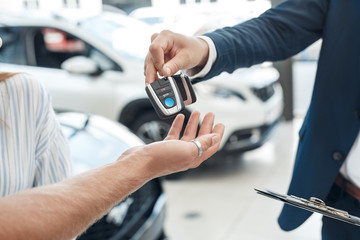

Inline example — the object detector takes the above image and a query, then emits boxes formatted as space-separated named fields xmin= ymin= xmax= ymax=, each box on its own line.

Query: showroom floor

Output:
xmin=163 ymin=118 xmax=323 ymax=240
xmin=162 ymin=62 xmax=323 ymax=240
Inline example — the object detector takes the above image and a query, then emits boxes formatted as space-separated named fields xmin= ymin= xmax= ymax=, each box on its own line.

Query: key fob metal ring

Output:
xmin=172 ymin=73 xmax=197 ymax=105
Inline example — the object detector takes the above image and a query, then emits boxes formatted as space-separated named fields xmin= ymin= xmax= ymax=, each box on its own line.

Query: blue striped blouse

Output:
xmin=0 ymin=74 xmax=72 ymax=197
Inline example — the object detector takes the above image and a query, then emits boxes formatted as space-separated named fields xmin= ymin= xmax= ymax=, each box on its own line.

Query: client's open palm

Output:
xmin=143 ymin=111 xmax=225 ymax=178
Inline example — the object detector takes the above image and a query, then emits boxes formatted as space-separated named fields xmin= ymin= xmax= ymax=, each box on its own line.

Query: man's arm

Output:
xmin=144 ymin=0 xmax=329 ymax=84
xmin=0 ymin=112 xmax=224 ymax=240
xmin=204 ymin=0 xmax=329 ymax=79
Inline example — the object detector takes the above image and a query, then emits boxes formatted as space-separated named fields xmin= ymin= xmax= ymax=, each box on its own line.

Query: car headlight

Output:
xmin=195 ymin=84 xmax=246 ymax=100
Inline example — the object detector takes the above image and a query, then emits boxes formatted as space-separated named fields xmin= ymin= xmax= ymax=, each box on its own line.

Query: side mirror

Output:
xmin=61 ymin=56 xmax=102 ymax=76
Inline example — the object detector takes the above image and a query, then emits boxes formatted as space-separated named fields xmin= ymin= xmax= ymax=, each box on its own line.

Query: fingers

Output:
xmin=144 ymin=30 xmax=211 ymax=86
xmin=191 ymin=123 xmax=225 ymax=166
xmin=148 ymin=32 xmax=170 ymax=75
xmin=144 ymin=54 xmax=159 ymax=85
xmin=144 ymin=33 xmax=166 ymax=85
xmin=145 ymin=30 xmax=188 ymax=84
xmin=198 ymin=124 xmax=224 ymax=154
xmin=182 ymin=112 xmax=224 ymax=164
xmin=212 ymin=123 xmax=225 ymax=138
xmin=179 ymin=111 xmax=218 ymax=142
xmin=162 ymin=36 xmax=210 ymax=76
xmin=151 ymin=32 xmax=159 ymax=42
xmin=197 ymin=112 xmax=215 ymax=136
xmin=207 ymin=123 xmax=225 ymax=151
xmin=139 ymin=118 xmax=224 ymax=178
xmin=162 ymin=52 xmax=187 ymax=77
xmin=194 ymin=134 xmax=218 ymax=155
xmin=162 ymin=111 xmax=224 ymax=169
xmin=181 ymin=111 xmax=201 ymax=141
xmin=165 ymin=114 xmax=185 ymax=140
xmin=190 ymin=133 xmax=221 ymax=163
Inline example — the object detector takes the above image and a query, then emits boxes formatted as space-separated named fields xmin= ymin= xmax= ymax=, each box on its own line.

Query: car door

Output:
xmin=30 ymin=27 xmax=128 ymax=118
xmin=0 ymin=25 xmax=124 ymax=119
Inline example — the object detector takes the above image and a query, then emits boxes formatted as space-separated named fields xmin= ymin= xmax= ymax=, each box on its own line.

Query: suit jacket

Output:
xmin=200 ymin=0 xmax=360 ymax=231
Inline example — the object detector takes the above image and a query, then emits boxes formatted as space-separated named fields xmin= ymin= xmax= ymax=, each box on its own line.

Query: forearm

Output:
xmin=0 ymin=154 xmax=149 ymax=240
xmin=203 ymin=0 xmax=328 ymax=80
xmin=0 ymin=111 xmax=224 ymax=239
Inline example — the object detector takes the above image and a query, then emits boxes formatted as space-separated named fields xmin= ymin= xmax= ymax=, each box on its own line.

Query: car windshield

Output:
xmin=79 ymin=13 xmax=152 ymax=62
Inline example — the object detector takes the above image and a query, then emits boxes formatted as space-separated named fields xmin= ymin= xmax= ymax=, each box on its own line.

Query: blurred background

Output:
xmin=0 ymin=0 xmax=322 ymax=239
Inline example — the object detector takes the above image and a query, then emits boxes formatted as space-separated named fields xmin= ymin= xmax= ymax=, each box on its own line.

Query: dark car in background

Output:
xmin=58 ymin=112 xmax=166 ymax=240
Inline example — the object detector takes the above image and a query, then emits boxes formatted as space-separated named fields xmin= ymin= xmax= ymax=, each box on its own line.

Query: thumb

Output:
xmin=163 ymin=52 xmax=189 ymax=77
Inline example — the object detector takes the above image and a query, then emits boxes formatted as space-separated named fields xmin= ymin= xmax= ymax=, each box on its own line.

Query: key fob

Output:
xmin=146 ymin=76 xmax=185 ymax=119
xmin=172 ymin=73 xmax=197 ymax=105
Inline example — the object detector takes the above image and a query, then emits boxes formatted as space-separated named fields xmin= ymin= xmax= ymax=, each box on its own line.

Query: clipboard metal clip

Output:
xmin=289 ymin=195 xmax=351 ymax=219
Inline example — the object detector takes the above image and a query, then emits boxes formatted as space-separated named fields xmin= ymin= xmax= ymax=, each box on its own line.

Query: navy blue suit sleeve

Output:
xmin=200 ymin=0 xmax=329 ymax=81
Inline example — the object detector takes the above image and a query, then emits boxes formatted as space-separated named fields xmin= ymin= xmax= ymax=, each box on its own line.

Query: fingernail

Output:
xmin=211 ymin=134 xmax=220 ymax=146
xmin=163 ymin=65 xmax=170 ymax=77
xmin=162 ymin=65 xmax=167 ymax=76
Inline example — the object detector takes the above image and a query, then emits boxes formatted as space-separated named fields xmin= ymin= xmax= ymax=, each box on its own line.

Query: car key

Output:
xmin=172 ymin=73 xmax=197 ymax=106
xmin=146 ymin=76 xmax=185 ymax=119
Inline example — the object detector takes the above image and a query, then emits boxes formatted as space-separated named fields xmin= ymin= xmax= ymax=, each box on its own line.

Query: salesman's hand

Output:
xmin=144 ymin=30 xmax=210 ymax=85
xmin=122 ymin=111 xmax=224 ymax=179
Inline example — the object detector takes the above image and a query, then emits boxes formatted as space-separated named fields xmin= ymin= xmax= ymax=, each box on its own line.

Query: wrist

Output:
xmin=186 ymin=36 xmax=215 ymax=79
xmin=196 ymin=37 xmax=210 ymax=67
xmin=115 ymin=147 xmax=155 ymax=184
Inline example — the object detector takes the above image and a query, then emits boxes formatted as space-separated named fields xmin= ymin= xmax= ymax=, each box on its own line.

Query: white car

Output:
xmin=0 ymin=11 xmax=283 ymax=153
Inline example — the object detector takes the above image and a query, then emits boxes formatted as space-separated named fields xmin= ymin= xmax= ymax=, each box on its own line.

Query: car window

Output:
xmin=0 ymin=27 xmax=27 ymax=65
xmin=89 ymin=48 xmax=120 ymax=72
xmin=33 ymin=27 xmax=122 ymax=72
xmin=33 ymin=28 xmax=87 ymax=68
xmin=79 ymin=13 xmax=151 ymax=63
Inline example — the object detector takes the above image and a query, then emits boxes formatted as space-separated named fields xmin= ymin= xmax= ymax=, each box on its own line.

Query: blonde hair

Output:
xmin=0 ymin=72 xmax=18 ymax=81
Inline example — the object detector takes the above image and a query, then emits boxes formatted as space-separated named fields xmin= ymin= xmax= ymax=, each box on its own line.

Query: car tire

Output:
xmin=130 ymin=111 xmax=174 ymax=144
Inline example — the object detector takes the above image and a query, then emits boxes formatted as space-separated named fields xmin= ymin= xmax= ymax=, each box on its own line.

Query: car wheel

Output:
xmin=130 ymin=111 xmax=174 ymax=144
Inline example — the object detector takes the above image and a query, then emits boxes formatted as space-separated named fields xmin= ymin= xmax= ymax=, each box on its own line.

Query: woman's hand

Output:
xmin=122 ymin=111 xmax=224 ymax=180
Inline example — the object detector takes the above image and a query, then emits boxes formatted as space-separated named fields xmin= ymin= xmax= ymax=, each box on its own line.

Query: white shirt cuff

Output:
xmin=185 ymin=36 xmax=217 ymax=80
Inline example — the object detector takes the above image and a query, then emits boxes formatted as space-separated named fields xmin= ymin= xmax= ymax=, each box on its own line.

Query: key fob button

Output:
xmin=160 ymin=92 xmax=174 ymax=100
xmin=164 ymin=98 xmax=175 ymax=108
xmin=155 ymin=86 xmax=172 ymax=94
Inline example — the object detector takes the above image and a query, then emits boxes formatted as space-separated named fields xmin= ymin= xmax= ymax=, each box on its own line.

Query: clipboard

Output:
xmin=255 ymin=188 xmax=360 ymax=226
